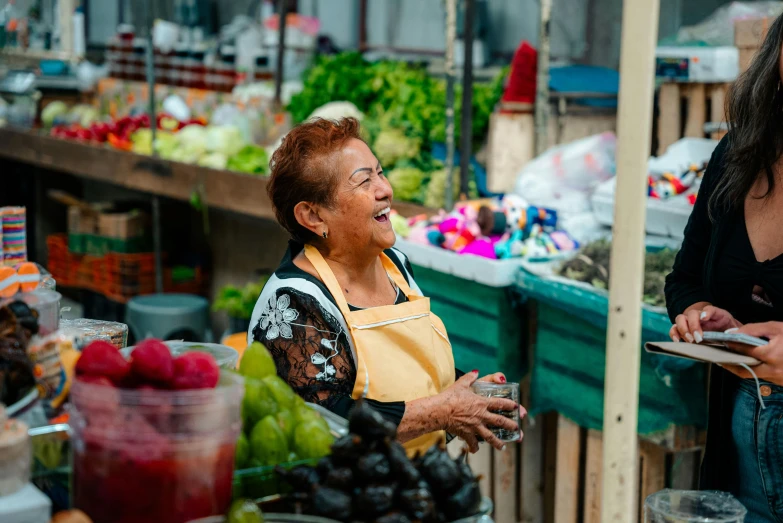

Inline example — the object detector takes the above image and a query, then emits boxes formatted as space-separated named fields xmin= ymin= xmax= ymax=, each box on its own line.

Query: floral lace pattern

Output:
xmin=260 ymin=294 xmax=300 ymax=341
xmin=252 ymin=288 xmax=356 ymax=409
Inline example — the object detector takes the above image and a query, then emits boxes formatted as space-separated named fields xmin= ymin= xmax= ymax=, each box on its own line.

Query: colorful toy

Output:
xmin=648 ymin=163 xmax=704 ymax=201
xmin=399 ymin=195 xmax=579 ymax=261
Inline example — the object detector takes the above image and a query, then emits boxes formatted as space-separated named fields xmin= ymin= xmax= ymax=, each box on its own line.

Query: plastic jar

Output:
xmin=0 ymin=408 xmax=31 ymax=496
xmin=69 ymin=371 xmax=244 ymax=523
xmin=644 ymin=490 xmax=747 ymax=522
xmin=1 ymin=289 xmax=62 ymax=335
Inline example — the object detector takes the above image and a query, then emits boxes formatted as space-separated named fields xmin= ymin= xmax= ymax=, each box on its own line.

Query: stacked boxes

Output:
xmin=735 ymin=17 xmax=772 ymax=73
xmin=1 ymin=207 xmax=27 ymax=266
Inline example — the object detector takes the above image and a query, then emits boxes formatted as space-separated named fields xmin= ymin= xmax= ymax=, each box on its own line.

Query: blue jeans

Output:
xmin=722 ymin=378 xmax=783 ymax=522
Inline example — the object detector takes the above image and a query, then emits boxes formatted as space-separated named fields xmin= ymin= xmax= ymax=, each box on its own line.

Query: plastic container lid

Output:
xmin=645 ymin=490 xmax=747 ymax=522
xmin=127 ymin=293 xmax=209 ymax=315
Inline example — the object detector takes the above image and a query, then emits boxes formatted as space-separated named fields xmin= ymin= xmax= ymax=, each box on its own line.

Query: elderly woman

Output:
xmin=248 ymin=117 xmax=523 ymax=455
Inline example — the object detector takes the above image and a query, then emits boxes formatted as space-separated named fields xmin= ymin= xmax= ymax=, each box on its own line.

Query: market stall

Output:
xmin=2 ymin=0 xmax=773 ymax=520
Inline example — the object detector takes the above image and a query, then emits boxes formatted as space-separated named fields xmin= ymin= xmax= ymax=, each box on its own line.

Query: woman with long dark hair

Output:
xmin=666 ymin=14 xmax=783 ymax=521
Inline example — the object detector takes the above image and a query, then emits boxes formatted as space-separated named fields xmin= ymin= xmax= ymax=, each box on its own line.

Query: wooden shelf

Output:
xmin=0 ymin=127 xmax=433 ymax=219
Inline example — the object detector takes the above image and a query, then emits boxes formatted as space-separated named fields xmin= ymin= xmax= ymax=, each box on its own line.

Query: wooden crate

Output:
xmin=448 ymin=414 xmax=702 ymax=523
xmin=657 ymin=82 xmax=729 ymax=155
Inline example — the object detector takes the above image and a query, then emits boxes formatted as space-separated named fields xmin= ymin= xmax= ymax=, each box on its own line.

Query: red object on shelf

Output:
xmin=502 ymin=40 xmax=537 ymax=105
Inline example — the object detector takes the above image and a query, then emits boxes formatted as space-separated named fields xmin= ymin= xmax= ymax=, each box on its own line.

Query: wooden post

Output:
xmin=534 ymin=0 xmax=553 ymax=156
xmin=554 ymin=415 xmax=581 ymax=523
xmin=657 ymin=83 xmax=680 ymax=155
xmin=274 ymin=0 xmax=289 ymax=109
xmin=444 ymin=0 xmax=457 ymax=210
xmin=459 ymin=0 xmax=475 ymax=197
xmin=493 ymin=445 xmax=518 ymax=523
xmin=584 ymin=430 xmax=604 ymax=523
xmin=601 ymin=0 xmax=660 ymax=521
xmin=684 ymin=84 xmax=706 ymax=138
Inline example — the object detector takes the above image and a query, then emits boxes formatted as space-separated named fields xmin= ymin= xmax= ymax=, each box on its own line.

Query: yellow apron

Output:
xmin=304 ymin=245 xmax=456 ymax=456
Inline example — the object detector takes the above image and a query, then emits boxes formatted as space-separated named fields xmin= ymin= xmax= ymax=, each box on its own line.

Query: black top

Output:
xmin=249 ymin=241 xmax=464 ymax=427
xmin=664 ymin=134 xmax=783 ymax=490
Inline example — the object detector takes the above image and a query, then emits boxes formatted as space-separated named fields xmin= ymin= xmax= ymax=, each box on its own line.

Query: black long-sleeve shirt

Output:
xmin=664 ymin=134 xmax=783 ymax=491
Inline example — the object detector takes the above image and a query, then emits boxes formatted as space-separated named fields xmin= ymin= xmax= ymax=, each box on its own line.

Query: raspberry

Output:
xmin=171 ymin=352 xmax=220 ymax=390
xmin=130 ymin=339 xmax=174 ymax=386
xmin=75 ymin=340 xmax=131 ymax=384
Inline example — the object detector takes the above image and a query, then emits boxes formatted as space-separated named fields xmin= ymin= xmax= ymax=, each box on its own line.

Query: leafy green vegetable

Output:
xmin=287 ymin=53 xmax=507 ymax=205
xmin=424 ymin=168 xmax=478 ymax=210
xmin=387 ymin=167 xmax=429 ymax=204
xmin=372 ymin=128 xmax=421 ymax=168
xmin=227 ymin=145 xmax=269 ymax=175
xmin=558 ymin=239 xmax=679 ymax=307
xmin=213 ymin=276 xmax=270 ymax=320
xmin=198 ymin=152 xmax=229 ymax=170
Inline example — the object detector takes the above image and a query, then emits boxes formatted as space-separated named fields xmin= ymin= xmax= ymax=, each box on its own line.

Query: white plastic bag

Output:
xmin=513 ymin=132 xmax=616 ymax=214
xmin=670 ymin=1 xmax=783 ymax=47
xmin=648 ymin=137 xmax=719 ymax=176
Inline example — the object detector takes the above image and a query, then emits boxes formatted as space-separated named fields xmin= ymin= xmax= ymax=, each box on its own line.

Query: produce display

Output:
xmin=45 ymin=106 xmax=268 ymax=176
xmin=69 ymin=338 xmax=241 ymax=523
xmin=213 ymin=276 xmax=271 ymax=322
xmin=236 ymin=342 xmax=335 ymax=469
xmin=268 ymin=401 xmax=484 ymax=523
xmin=558 ymin=239 xmax=678 ymax=307
xmin=289 ymin=53 xmax=506 ymax=207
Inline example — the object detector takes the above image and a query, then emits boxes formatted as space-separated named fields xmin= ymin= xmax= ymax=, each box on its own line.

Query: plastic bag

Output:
xmin=664 ymin=1 xmax=783 ymax=47
xmin=649 ymin=137 xmax=719 ymax=176
xmin=513 ymin=132 xmax=616 ymax=214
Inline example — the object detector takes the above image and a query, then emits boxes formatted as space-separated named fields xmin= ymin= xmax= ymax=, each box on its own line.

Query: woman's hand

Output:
xmin=439 ymin=371 xmax=523 ymax=453
xmin=478 ymin=372 xmax=507 ymax=384
xmin=722 ymin=322 xmax=783 ymax=386
xmin=670 ymin=303 xmax=741 ymax=343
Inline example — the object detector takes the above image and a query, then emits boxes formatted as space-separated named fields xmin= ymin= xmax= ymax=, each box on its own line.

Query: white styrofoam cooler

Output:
xmin=655 ymin=46 xmax=739 ymax=83
xmin=394 ymin=237 xmax=522 ymax=288
xmin=591 ymin=182 xmax=695 ymax=240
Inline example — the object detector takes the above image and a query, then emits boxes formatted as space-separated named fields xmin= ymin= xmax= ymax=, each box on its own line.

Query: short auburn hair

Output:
xmin=268 ymin=117 xmax=364 ymax=242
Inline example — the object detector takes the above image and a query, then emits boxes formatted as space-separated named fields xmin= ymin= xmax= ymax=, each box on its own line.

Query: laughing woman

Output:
xmin=248 ymin=117 xmax=524 ymax=455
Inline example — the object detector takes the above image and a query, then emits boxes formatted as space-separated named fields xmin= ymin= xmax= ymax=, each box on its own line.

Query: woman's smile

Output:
xmin=373 ymin=206 xmax=391 ymax=224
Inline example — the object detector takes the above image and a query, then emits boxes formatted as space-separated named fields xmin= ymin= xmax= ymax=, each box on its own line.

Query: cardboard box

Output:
xmin=735 ymin=17 xmax=772 ymax=48
xmin=98 ymin=211 xmax=147 ymax=239
xmin=67 ymin=206 xmax=98 ymax=234
xmin=739 ymin=47 xmax=759 ymax=73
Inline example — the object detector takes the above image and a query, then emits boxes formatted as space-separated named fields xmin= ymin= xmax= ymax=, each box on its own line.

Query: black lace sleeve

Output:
xmin=250 ymin=287 xmax=406 ymax=425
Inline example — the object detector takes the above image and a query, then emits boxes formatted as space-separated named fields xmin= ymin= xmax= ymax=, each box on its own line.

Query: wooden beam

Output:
xmin=684 ymin=83 xmax=706 ymax=138
xmin=534 ymin=0 xmax=553 ymax=157
xmin=584 ymin=430 xmax=603 ymax=523
xmin=554 ymin=415 xmax=581 ymax=523
xmin=0 ymin=129 xmax=434 ymax=220
xmin=602 ymin=0 xmax=660 ymax=522
xmin=520 ymin=303 xmax=544 ymax=523
xmin=657 ymin=83 xmax=680 ymax=156
xmin=493 ymin=445 xmax=518 ymax=523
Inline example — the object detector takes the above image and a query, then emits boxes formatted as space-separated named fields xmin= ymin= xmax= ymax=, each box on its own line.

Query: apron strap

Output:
xmin=380 ymin=254 xmax=415 ymax=297
xmin=304 ymin=245 xmax=353 ymax=317
xmin=303 ymin=245 xmax=418 ymax=317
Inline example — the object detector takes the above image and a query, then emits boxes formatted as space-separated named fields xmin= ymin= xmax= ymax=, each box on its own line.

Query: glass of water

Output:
xmin=470 ymin=381 xmax=521 ymax=443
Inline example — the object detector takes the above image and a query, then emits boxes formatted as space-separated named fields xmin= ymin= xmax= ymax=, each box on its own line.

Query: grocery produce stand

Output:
xmin=0 ymin=127 xmax=432 ymax=220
